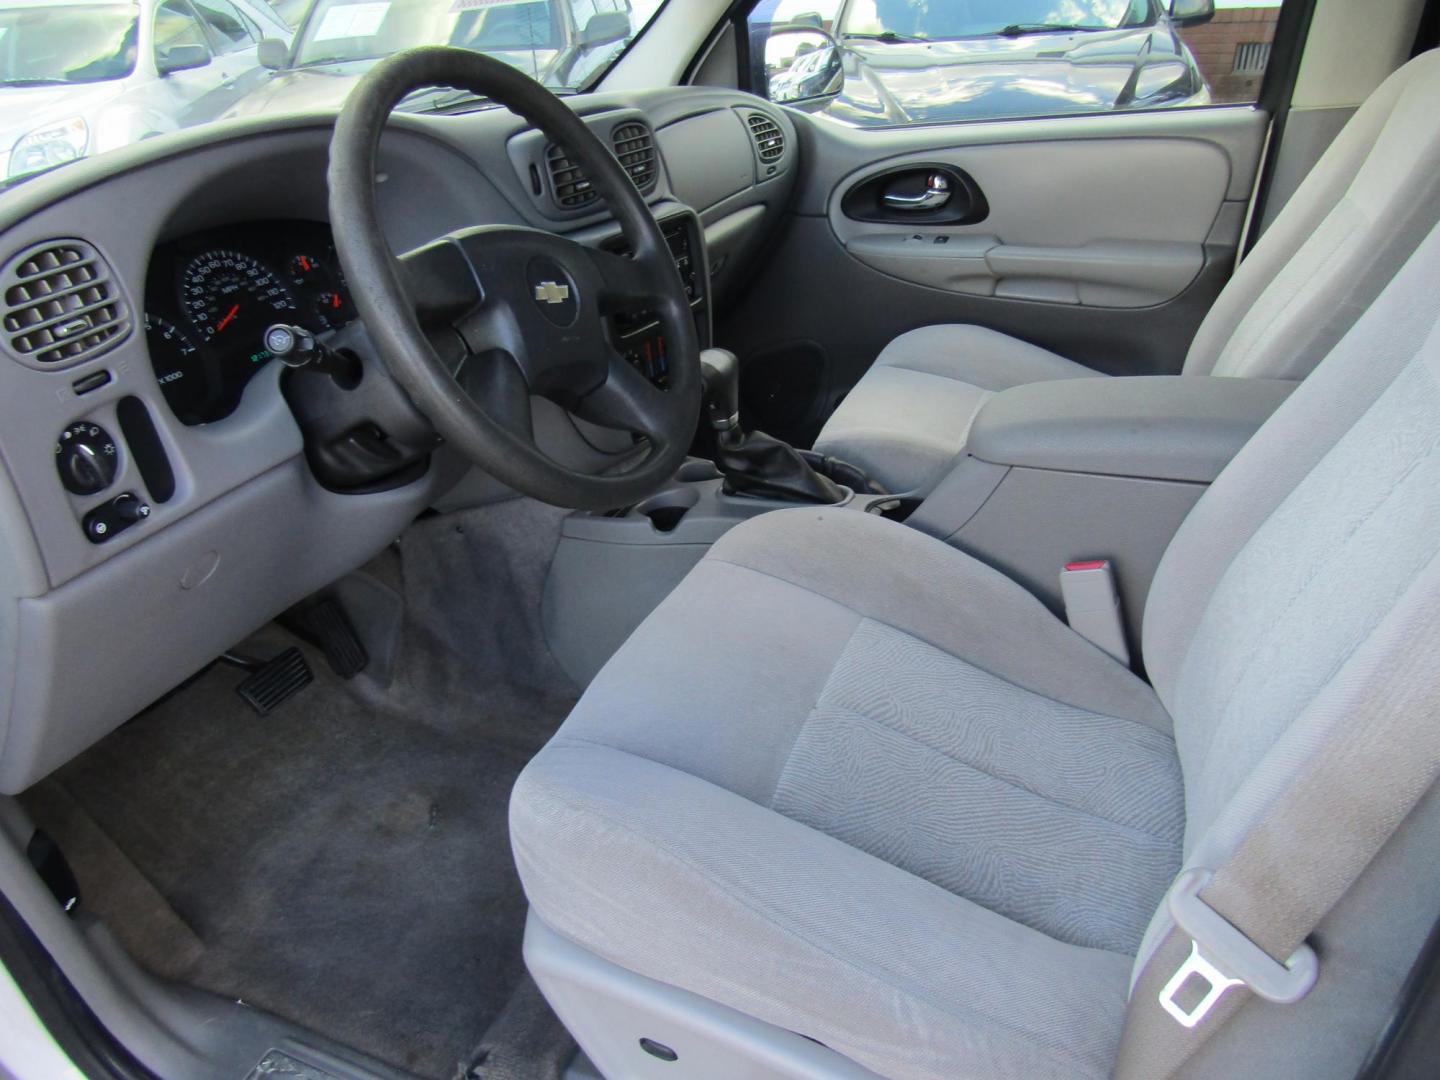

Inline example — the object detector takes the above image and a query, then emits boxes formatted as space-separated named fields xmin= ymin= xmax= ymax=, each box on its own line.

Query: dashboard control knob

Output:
xmin=56 ymin=422 xmax=119 ymax=496
xmin=82 ymin=491 xmax=150 ymax=544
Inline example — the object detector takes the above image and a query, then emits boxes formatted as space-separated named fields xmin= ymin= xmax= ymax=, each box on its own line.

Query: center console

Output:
xmin=605 ymin=214 xmax=709 ymax=386
xmin=907 ymin=375 xmax=1299 ymax=659
xmin=543 ymin=370 xmax=1300 ymax=686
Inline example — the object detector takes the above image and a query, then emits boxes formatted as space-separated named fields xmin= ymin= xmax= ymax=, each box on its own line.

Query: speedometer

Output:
xmin=182 ymin=250 xmax=298 ymax=344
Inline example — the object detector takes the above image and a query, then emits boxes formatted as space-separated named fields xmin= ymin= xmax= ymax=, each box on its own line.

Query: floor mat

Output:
xmin=23 ymin=498 xmax=581 ymax=1080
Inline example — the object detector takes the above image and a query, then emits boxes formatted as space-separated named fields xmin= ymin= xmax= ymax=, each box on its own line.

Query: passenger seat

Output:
xmin=813 ymin=49 xmax=1440 ymax=494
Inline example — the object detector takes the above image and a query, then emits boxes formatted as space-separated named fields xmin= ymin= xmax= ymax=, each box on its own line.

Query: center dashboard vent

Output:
xmin=546 ymin=142 xmax=598 ymax=209
xmin=745 ymin=112 xmax=786 ymax=164
xmin=612 ymin=122 xmax=658 ymax=192
xmin=2 ymin=240 xmax=130 ymax=367
xmin=544 ymin=121 xmax=660 ymax=211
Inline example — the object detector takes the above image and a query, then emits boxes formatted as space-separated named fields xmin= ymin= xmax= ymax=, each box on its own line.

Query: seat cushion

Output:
xmin=511 ymin=509 xmax=1183 ymax=1080
xmin=813 ymin=325 xmax=1103 ymax=494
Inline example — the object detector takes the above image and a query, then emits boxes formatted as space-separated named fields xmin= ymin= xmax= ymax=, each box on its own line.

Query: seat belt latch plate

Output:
xmin=1158 ymin=941 xmax=1243 ymax=1028
xmin=1159 ymin=867 xmax=1320 ymax=1028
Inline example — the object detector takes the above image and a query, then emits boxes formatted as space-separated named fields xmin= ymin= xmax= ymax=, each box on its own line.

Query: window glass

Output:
xmin=748 ymin=0 xmax=1286 ymax=128
xmin=0 ymin=4 xmax=139 ymax=85
xmin=0 ymin=0 xmax=669 ymax=188
xmin=193 ymin=0 xmax=255 ymax=53
xmin=154 ymin=0 xmax=210 ymax=56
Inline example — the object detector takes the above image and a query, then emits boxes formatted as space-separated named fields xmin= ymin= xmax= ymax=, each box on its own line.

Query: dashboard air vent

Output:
xmin=745 ymin=113 xmax=786 ymax=164
xmin=546 ymin=142 xmax=599 ymax=209
xmin=3 ymin=240 xmax=130 ymax=367
xmin=612 ymin=122 xmax=658 ymax=192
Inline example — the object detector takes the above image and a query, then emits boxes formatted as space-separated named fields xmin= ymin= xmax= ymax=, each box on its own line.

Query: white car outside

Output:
xmin=0 ymin=0 xmax=293 ymax=182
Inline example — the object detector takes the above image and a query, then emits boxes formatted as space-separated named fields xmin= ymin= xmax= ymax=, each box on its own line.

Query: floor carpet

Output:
xmin=22 ymin=497 xmax=581 ymax=1080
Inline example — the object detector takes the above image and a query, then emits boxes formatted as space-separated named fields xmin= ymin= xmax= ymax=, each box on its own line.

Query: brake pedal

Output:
xmin=235 ymin=647 xmax=312 ymax=716
xmin=280 ymin=598 xmax=369 ymax=679
xmin=304 ymin=598 xmax=369 ymax=679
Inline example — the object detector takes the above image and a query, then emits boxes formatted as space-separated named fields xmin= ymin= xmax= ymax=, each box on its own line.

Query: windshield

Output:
xmin=292 ymin=0 xmax=657 ymax=84
xmin=0 ymin=3 xmax=139 ymax=85
xmin=838 ymin=0 xmax=1152 ymax=40
xmin=0 ymin=0 xmax=663 ymax=187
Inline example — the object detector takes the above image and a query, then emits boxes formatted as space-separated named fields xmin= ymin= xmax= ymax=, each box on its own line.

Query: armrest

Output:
xmin=967 ymin=376 xmax=1298 ymax=483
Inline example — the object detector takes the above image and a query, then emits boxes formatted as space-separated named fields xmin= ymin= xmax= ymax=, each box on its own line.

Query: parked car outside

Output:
xmin=0 ymin=0 xmax=294 ymax=181
xmin=758 ymin=0 xmax=1215 ymax=127
xmin=221 ymin=0 xmax=644 ymax=121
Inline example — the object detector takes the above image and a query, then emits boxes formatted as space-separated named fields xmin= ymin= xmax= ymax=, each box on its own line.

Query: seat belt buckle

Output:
xmin=1158 ymin=867 xmax=1320 ymax=1028
xmin=1059 ymin=559 xmax=1129 ymax=665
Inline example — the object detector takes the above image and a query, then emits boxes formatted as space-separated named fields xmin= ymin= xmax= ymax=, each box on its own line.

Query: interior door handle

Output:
xmin=882 ymin=173 xmax=951 ymax=212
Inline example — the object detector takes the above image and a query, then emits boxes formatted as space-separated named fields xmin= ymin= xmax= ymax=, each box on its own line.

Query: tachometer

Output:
xmin=182 ymin=250 xmax=298 ymax=343
xmin=144 ymin=312 xmax=216 ymax=426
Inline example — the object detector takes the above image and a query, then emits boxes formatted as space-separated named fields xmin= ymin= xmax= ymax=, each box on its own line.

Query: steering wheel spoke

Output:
xmin=397 ymin=236 xmax=485 ymax=328
xmin=573 ymin=348 xmax=669 ymax=440
xmin=586 ymin=245 xmax=667 ymax=313
xmin=456 ymin=349 xmax=534 ymax=444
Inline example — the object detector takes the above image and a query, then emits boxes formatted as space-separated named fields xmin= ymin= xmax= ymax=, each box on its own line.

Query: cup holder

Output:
xmin=636 ymin=487 xmax=700 ymax=533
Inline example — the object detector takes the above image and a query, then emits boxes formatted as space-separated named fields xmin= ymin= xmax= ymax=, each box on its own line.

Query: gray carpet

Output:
xmin=22 ymin=497 xmax=581 ymax=1080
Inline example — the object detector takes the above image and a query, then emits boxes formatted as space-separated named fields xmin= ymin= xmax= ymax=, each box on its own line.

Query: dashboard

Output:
xmin=145 ymin=222 xmax=357 ymax=426
xmin=0 ymin=84 xmax=800 ymax=795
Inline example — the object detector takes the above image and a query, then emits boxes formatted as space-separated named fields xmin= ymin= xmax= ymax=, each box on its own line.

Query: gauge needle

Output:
xmin=215 ymin=304 xmax=240 ymax=333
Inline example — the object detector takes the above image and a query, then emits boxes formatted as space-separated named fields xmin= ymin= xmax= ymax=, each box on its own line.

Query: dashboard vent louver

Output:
xmin=3 ymin=240 xmax=130 ymax=367
xmin=612 ymin=122 xmax=658 ymax=192
xmin=546 ymin=142 xmax=599 ymax=209
xmin=745 ymin=113 xmax=786 ymax=164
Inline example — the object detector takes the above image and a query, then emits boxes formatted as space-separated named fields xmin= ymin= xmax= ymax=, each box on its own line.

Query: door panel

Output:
xmin=716 ymin=105 xmax=1268 ymax=444
xmin=831 ymin=136 xmax=1233 ymax=307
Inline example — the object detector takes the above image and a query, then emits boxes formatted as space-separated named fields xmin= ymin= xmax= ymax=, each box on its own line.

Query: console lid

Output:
xmin=966 ymin=375 xmax=1298 ymax=483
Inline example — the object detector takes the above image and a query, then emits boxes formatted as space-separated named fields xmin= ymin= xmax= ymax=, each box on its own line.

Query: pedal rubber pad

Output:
xmin=305 ymin=598 xmax=368 ymax=679
xmin=236 ymin=647 xmax=312 ymax=716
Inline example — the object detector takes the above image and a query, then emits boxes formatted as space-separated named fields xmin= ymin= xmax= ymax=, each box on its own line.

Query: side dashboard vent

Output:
xmin=546 ymin=143 xmax=599 ymax=209
xmin=612 ymin=122 xmax=658 ymax=192
xmin=3 ymin=240 xmax=130 ymax=367
xmin=745 ymin=112 xmax=786 ymax=164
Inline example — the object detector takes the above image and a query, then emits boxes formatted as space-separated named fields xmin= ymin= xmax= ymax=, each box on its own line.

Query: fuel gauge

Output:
xmin=313 ymin=289 xmax=353 ymax=331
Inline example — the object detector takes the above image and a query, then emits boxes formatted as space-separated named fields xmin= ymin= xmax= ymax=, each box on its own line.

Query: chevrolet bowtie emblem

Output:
xmin=534 ymin=281 xmax=571 ymax=304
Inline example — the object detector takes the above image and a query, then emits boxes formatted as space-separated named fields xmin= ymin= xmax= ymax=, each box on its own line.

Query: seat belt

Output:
xmin=1113 ymin=589 xmax=1440 ymax=1080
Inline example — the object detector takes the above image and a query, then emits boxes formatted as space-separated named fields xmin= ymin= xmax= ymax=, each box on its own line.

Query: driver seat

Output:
xmin=509 ymin=223 xmax=1440 ymax=1078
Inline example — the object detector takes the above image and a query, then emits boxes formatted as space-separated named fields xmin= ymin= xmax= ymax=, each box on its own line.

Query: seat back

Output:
xmin=1183 ymin=49 xmax=1440 ymax=381
xmin=1135 ymin=219 xmax=1440 ymax=1073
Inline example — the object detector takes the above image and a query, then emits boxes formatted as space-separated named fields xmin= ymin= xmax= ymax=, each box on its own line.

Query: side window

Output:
xmin=745 ymin=0 xmax=1286 ymax=128
xmin=192 ymin=0 xmax=256 ymax=54
xmin=153 ymin=0 xmax=211 ymax=59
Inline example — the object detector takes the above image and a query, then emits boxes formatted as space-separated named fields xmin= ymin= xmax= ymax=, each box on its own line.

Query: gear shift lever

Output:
xmin=700 ymin=347 xmax=741 ymax=432
xmin=699 ymin=348 xmax=845 ymax=505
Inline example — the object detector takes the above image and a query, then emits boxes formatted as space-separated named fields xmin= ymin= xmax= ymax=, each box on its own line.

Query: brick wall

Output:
xmin=1178 ymin=7 xmax=1282 ymax=103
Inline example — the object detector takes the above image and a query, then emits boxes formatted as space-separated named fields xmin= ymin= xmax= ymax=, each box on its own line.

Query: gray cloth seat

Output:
xmin=512 ymin=216 xmax=1440 ymax=1079
xmin=814 ymin=49 xmax=1440 ymax=493
xmin=513 ymin=510 xmax=1181 ymax=1078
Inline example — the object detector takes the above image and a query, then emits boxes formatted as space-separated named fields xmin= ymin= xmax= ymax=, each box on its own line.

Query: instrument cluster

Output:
xmin=144 ymin=221 xmax=357 ymax=425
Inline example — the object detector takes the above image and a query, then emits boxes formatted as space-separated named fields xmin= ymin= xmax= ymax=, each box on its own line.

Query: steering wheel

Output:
xmin=328 ymin=47 xmax=701 ymax=510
